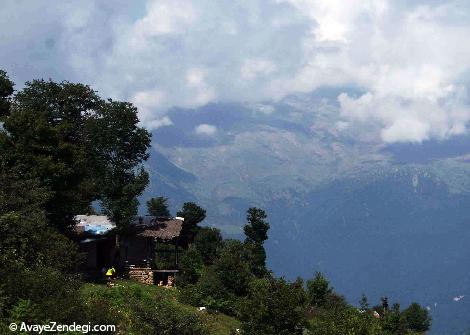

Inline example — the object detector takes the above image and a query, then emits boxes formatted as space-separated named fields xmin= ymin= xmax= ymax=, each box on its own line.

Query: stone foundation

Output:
xmin=128 ymin=267 xmax=154 ymax=285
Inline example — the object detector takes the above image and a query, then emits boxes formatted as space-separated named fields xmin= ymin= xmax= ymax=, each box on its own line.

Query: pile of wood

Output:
xmin=128 ymin=267 xmax=154 ymax=285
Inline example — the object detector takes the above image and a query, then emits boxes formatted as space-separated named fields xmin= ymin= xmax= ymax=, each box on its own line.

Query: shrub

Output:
xmin=241 ymin=277 xmax=307 ymax=335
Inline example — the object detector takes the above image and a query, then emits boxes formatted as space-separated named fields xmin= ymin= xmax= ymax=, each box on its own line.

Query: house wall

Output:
xmin=81 ymin=242 xmax=97 ymax=269
xmin=121 ymin=236 xmax=151 ymax=266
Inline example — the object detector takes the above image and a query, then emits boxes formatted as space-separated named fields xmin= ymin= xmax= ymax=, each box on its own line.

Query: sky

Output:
xmin=1 ymin=0 xmax=470 ymax=143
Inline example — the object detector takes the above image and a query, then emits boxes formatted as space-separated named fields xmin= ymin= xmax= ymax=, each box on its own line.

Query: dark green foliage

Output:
xmin=244 ymin=241 xmax=268 ymax=277
xmin=146 ymin=196 xmax=171 ymax=217
xmin=382 ymin=303 xmax=408 ymax=335
xmin=1 ymin=76 xmax=150 ymax=231
xmin=188 ymin=269 xmax=239 ymax=314
xmin=177 ymin=202 xmax=206 ymax=245
xmin=212 ymin=240 xmax=253 ymax=297
xmin=179 ymin=240 xmax=254 ymax=315
xmin=178 ymin=246 xmax=204 ymax=285
xmin=194 ymin=227 xmax=223 ymax=264
xmin=0 ymin=69 xmax=14 ymax=117
xmin=83 ymin=282 xmax=208 ymax=335
xmin=0 ymin=169 xmax=86 ymax=328
xmin=2 ymin=79 xmax=102 ymax=230
xmin=306 ymin=272 xmax=333 ymax=308
xmin=243 ymin=207 xmax=270 ymax=277
xmin=244 ymin=207 xmax=269 ymax=244
xmin=402 ymin=302 xmax=431 ymax=332
xmin=86 ymin=99 xmax=150 ymax=229
xmin=240 ymin=277 xmax=306 ymax=335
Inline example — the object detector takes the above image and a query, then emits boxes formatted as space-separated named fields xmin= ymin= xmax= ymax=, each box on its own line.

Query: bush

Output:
xmin=179 ymin=268 xmax=240 ymax=315
xmin=241 ymin=277 xmax=307 ymax=335
xmin=178 ymin=246 xmax=204 ymax=285
xmin=133 ymin=298 xmax=209 ymax=335
xmin=194 ymin=227 xmax=222 ymax=265
xmin=306 ymin=272 xmax=333 ymax=308
xmin=402 ymin=302 xmax=431 ymax=332
xmin=212 ymin=240 xmax=253 ymax=297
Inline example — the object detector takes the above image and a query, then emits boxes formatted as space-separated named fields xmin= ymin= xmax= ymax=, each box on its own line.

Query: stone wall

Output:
xmin=128 ymin=267 xmax=154 ymax=285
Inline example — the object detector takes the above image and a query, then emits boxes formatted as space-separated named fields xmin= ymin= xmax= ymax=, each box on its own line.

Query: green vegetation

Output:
xmin=81 ymin=280 xmax=240 ymax=335
xmin=146 ymin=196 xmax=171 ymax=217
xmin=0 ymin=69 xmax=432 ymax=334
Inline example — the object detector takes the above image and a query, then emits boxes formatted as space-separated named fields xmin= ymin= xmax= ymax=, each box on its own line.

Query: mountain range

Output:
xmin=141 ymin=91 xmax=470 ymax=334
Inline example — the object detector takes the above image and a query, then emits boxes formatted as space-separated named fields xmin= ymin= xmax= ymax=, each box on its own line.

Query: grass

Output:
xmin=81 ymin=280 xmax=240 ymax=335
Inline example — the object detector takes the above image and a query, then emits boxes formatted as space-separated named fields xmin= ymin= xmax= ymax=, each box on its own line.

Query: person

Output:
xmin=105 ymin=266 xmax=116 ymax=286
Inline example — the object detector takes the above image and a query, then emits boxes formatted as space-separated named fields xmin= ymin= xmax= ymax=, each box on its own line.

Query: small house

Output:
xmin=75 ymin=215 xmax=183 ymax=285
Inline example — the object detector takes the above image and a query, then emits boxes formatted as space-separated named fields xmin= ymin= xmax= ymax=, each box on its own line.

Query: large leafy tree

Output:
xmin=85 ymin=99 xmax=150 ymax=229
xmin=0 ymin=74 xmax=151 ymax=231
xmin=1 ymin=79 xmax=102 ymax=231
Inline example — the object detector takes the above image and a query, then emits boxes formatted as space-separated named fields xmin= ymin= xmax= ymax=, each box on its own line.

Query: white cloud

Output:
xmin=186 ymin=68 xmax=216 ymax=106
xmin=1 ymin=0 xmax=470 ymax=142
xmin=131 ymin=88 xmax=166 ymax=126
xmin=147 ymin=116 xmax=173 ymax=131
xmin=195 ymin=124 xmax=217 ymax=136
xmin=133 ymin=0 xmax=197 ymax=37
xmin=241 ymin=58 xmax=277 ymax=80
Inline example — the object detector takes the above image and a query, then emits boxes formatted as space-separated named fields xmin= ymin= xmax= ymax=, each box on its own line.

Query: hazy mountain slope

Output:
xmin=142 ymin=94 xmax=470 ymax=333
xmin=265 ymin=169 xmax=470 ymax=334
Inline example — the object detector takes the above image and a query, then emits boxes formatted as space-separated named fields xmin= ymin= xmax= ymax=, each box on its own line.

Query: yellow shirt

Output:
xmin=106 ymin=267 xmax=115 ymax=276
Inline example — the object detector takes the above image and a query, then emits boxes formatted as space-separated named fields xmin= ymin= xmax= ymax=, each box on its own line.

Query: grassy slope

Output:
xmin=81 ymin=280 xmax=240 ymax=335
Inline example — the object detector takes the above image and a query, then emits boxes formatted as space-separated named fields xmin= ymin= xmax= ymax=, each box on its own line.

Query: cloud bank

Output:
xmin=1 ymin=0 xmax=469 ymax=141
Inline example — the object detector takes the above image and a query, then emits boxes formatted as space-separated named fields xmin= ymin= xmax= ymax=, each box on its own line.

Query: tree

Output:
xmin=86 ymin=99 xmax=151 ymax=229
xmin=178 ymin=246 xmax=203 ymax=285
xmin=0 ymin=168 xmax=83 ymax=327
xmin=194 ymin=227 xmax=223 ymax=264
xmin=0 ymin=69 xmax=14 ymax=117
xmin=382 ymin=303 xmax=408 ymax=335
xmin=146 ymin=196 xmax=171 ymax=217
xmin=359 ymin=293 xmax=369 ymax=311
xmin=1 ymin=79 xmax=102 ymax=231
xmin=306 ymin=272 xmax=333 ymax=308
xmin=241 ymin=277 xmax=307 ymax=335
xmin=402 ymin=302 xmax=431 ymax=332
xmin=177 ymin=202 xmax=206 ymax=246
xmin=381 ymin=296 xmax=389 ymax=313
xmin=243 ymin=207 xmax=270 ymax=277
xmin=0 ymin=76 xmax=151 ymax=231
xmin=212 ymin=240 xmax=253 ymax=297
xmin=244 ymin=207 xmax=270 ymax=244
